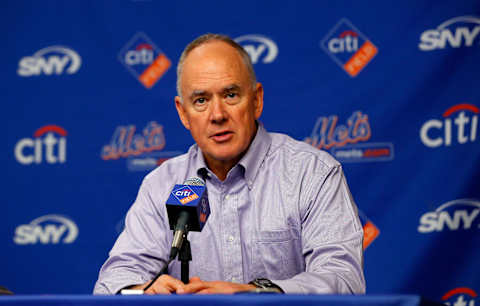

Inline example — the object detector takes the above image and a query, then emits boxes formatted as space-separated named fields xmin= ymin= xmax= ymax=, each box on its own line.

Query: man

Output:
xmin=94 ymin=33 xmax=365 ymax=294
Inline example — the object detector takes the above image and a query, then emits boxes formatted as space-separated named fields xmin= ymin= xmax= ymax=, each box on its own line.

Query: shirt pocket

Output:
xmin=251 ymin=228 xmax=303 ymax=280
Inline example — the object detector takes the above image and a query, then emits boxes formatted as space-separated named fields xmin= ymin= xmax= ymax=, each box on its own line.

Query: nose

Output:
xmin=209 ymin=96 xmax=227 ymax=124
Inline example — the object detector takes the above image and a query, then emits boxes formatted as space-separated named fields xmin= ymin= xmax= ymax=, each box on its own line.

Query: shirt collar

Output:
xmin=193 ymin=122 xmax=272 ymax=187
xmin=238 ymin=123 xmax=271 ymax=188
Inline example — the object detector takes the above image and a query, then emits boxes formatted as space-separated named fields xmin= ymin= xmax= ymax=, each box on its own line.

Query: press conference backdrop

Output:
xmin=2 ymin=1 xmax=479 ymax=304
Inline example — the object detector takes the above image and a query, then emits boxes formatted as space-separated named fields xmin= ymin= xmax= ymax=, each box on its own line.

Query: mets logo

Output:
xmin=173 ymin=186 xmax=199 ymax=204
xmin=321 ymin=18 xmax=378 ymax=77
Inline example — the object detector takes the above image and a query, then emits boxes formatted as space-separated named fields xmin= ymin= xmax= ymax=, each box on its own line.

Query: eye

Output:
xmin=226 ymin=93 xmax=237 ymax=99
xmin=192 ymin=97 xmax=208 ymax=111
xmin=194 ymin=97 xmax=206 ymax=105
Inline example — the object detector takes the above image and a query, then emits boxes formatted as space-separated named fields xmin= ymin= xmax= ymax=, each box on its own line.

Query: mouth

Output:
xmin=210 ymin=130 xmax=233 ymax=142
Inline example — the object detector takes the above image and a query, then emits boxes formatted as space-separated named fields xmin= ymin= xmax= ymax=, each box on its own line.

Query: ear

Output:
xmin=175 ymin=96 xmax=191 ymax=130
xmin=253 ymin=82 xmax=264 ymax=120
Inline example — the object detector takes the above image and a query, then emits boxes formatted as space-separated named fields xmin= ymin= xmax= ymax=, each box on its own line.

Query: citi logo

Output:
xmin=175 ymin=189 xmax=192 ymax=197
xmin=328 ymin=30 xmax=359 ymax=53
xmin=14 ymin=125 xmax=67 ymax=165
xmin=14 ymin=215 xmax=79 ymax=245
xmin=418 ymin=199 xmax=480 ymax=233
xmin=125 ymin=43 xmax=155 ymax=66
xmin=420 ymin=103 xmax=478 ymax=148
xmin=442 ymin=287 xmax=478 ymax=306
xmin=234 ymin=34 xmax=278 ymax=64
xmin=173 ymin=186 xmax=199 ymax=204
xmin=419 ymin=16 xmax=480 ymax=51
xmin=17 ymin=46 xmax=81 ymax=76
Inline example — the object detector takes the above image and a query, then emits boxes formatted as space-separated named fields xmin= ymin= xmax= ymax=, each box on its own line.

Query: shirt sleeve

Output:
xmin=271 ymin=164 xmax=366 ymax=294
xmin=93 ymin=178 xmax=171 ymax=294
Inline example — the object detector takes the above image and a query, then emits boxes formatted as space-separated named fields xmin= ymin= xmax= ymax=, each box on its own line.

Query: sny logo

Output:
xmin=419 ymin=16 xmax=480 ymax=51
xmin=118 ymin=32 xmax=171 ymax=89
xmin=234 ymin=34 xmax=278 ymax=64
xmin=418 ymin=199 xmax=480 ymax=233
xmin=18 ymin=46 xmax=81 ymax=77
xmin=14 ymin=215 xmax=79 ymax=245
xmin=14 ymin=125 xmax=67 ymax=165
xmin=420 ymin=103 xmax=478 ymax=148
xmin=173 ymin=186 xmax=199 ymax=204
xmin=321 ymin=18 xmax=378 ymax=77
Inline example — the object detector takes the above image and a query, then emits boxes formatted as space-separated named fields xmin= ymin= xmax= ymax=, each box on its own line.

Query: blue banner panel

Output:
xmin=1 ymin=1 xmax=479 ymax=302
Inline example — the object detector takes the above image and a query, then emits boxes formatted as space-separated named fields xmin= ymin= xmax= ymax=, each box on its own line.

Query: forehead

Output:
xmin=180 ymin=41 xmax=250 ymax=92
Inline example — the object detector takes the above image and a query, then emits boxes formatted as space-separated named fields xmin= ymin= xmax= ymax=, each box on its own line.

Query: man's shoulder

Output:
xmin=142 ymin=149 xmax=193 ymax=186
xmin=267 ymin=131 xmax=340 ymax=171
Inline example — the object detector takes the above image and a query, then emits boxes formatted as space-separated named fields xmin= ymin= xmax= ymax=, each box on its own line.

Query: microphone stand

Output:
xmin=179 ymin=232 xmax=192 ymax=284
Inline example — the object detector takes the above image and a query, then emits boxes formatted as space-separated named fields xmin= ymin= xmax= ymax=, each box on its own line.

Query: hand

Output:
xmin=180 ymin=276 xmax=257 ymax=294
xmin=129 ymin=274 xmax=186 ymax=294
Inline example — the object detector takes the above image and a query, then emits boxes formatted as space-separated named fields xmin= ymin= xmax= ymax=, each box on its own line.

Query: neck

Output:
xmin=205 ymin=157 xmax=239 ymax=181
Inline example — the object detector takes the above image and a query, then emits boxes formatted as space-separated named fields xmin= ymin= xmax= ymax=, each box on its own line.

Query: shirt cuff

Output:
xmin=94 ymin=272 xmax=148 ymax=295
xmin=270 ymin=279 xmax=304 ymax=294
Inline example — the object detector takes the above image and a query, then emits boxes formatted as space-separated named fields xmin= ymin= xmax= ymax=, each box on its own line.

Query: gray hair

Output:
xmin=176 ymin=33 xmax=257 ymax=100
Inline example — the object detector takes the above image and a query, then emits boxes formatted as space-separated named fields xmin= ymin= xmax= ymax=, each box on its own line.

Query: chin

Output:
xmin=211 ymin=149 xmax=242 ymax=162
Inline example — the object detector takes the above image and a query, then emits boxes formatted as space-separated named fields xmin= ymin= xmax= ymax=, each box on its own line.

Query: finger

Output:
xmin=162 ymin=276 xmax=186 ymax=292
xmin=189 ymin=276 xmax=202 ymax=283
xmin=182 ymin=281 xmax=209 ymax=293
xmin=145 ymin=275 xmax=183 ymax=295
xmin=196 ymin=288 xmax=215 ymax=294
xmin=144 ymin=284 xmax=170 ymax=295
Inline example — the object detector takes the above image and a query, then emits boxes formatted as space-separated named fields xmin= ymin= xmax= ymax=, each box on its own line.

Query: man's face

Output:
xmin=175 ymin=41 xmax=263 ymax=171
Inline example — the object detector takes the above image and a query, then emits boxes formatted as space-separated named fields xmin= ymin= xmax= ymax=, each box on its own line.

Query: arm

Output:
xmin=271 ymin=164 xmax=366 ymax=294
xmin=93 ymin=179 xmax=182 ymax=294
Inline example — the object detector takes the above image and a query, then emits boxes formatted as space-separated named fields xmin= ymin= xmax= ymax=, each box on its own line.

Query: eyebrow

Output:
xmin=188 ymin=84 xmax=241 ymax=100
xmin=189 ymin=90 xmax=208 ymax=101
xmin=222 ymin=84 xmax=241 ymax=93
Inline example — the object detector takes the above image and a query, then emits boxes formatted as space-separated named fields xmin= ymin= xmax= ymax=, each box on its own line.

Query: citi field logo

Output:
xmin=419 ymin=16 xmax=480 ymax=51
xmin=418 ymin=199 xmax=480 ymax=233
xmin=442 ymin=287 xmax=478 ymax=306
xmin=321 ymin=18 xmax=378 ymax=77
xmin=118 ymin=32 xmax=171 ymax=89
xmin=14 ymin=125 xmax=67 ymax=165
xmin=304 ymin=111 xmax=394 ymax=163
xmin=14 ymin=215 xmax=79 ymax=245
xmin=18 ymin=46 xmax=81 ymax=77
xmin=358 ymin=210 xmax=380 ymax=250
xmin=420 ymin=103 xmax=478 ymax=148
xmin=173 ymin=186 xmax=199 ymax=204
xmin=234 ymin=34 xmax=278 ymax=64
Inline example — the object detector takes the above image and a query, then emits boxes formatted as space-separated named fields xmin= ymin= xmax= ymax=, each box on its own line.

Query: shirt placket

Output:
xmin=221 ymin=189 xmax=243 ymax=283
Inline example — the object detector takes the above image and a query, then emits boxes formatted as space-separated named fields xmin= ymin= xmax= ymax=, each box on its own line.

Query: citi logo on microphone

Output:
xmin=173 ymin=186 xmax=199 ymax=204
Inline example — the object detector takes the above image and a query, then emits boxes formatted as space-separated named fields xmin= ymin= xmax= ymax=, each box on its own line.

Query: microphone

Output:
xmin=166 ymin=177 xmax=210 ymax=260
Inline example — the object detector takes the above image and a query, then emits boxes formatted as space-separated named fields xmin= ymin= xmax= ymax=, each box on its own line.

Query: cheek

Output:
xmin=190 ymin=117 xmax=212 ymax=140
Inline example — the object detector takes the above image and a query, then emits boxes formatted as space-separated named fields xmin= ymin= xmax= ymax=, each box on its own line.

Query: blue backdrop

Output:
xmin=2 ymin=1 xmax=479 ymax=304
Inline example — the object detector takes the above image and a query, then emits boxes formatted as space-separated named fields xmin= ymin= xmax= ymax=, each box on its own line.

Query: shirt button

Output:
xmin=224 ymin=195 xmax=230 ymax=201
xmin=227 ymin=235 xmax=234 ymax=242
